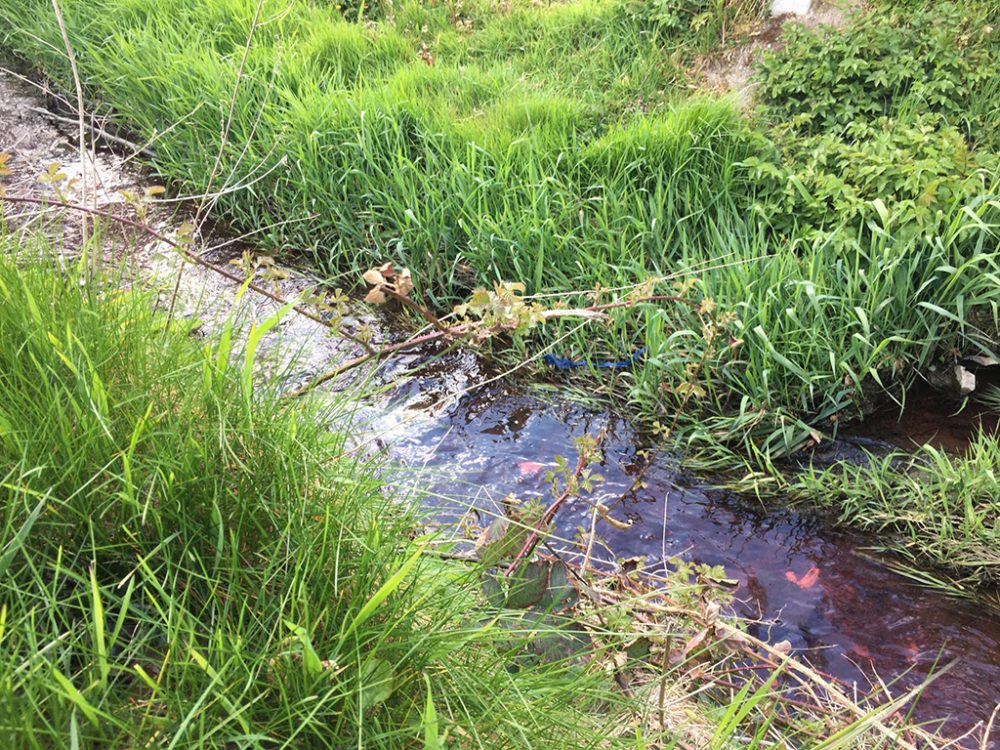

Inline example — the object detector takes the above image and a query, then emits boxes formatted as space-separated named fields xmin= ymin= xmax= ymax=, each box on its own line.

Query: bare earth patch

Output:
xmin=695 ymin=0 xmax=864 ymax=106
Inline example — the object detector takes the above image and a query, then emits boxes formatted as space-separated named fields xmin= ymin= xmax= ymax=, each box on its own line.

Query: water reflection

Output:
xmin=382 ymin=382 xmax=1000 ymax=746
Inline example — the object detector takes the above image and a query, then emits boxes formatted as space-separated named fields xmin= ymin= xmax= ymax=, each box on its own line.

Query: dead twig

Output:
xmin=0 ymin=194 xmax=347 ymax=334
xmin=49 ymin=0 xmax=91 ymax=257
xmin=26 ymin=106 xmax=156 ymax=159
xmin=164 ymin=0 xmax=265 ymax=332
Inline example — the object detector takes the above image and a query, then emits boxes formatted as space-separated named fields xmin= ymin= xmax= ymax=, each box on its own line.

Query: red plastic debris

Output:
xmin=517 ymin=461 xmax=546 ymax=476
xmin=785 ymin=565 xmax=821 ymax=589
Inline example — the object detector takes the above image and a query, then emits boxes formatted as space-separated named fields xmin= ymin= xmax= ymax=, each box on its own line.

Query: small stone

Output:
xmin=927 ymin=364 xmax=977 ymax=399
xmin=771 ymin=0 xmax=812 ymax=15
xmin=954 ymin=364 xmax=977 ymax=396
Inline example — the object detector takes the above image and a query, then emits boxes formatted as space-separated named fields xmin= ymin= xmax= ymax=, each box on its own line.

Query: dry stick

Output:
xmin=614 ymin=596 xmax=939 ymax=748
xmin=433 ymin=543 xmax=940 ymax=746
xmin=2 ymin=195 xmax=589 ymax=398
xmin=165 ymin=0 xmax=266 ymax=331
xmin=198 ymin=52 xmax=282 ymax=219
xmin=981 ymin=704 xmax=1000 ymax=750
xmin=0 ymin=195 xmax=342 ymax=328
xmin=26 ymin=106 xmax=156 ymax=159
xmin=4 ymin=195 xmax=377 ymax=357
xmin=49 ymin=0 xmax=90 ymax=259
xmin=195 ymin=0 xmax=265 ymax=228
xmin=5 ymin=199 xmax=689 ymax=401
xmin=637 ymin=597 xmax=947 ymax=750
xmin=379 ymin=285 xmax=448 ymax=332
xmin=285 ymin=327 xmax=465 ymax=397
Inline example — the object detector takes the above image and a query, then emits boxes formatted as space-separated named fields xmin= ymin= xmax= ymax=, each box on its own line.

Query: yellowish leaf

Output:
xmin=364 ymin=287 xmax=387 ymax=304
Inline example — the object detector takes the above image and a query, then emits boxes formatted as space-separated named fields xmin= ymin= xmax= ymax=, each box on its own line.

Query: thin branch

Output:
xmin=0 ymin=195 xmax=341 ymax=333
xmin=503 ymin=430 xmax=607 ymax=579
xmin=164 ymin=0 xmax=265 ymax=331
xmin=27 ymin=106 xmax=156 ymax=159
xmin=49 ymin=0 xmax=90 ymax=255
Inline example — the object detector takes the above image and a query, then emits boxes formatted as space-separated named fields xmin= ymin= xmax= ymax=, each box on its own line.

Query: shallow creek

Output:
xmin=376 ymin=363 xmax=1000 ymax=746
xmin=2 ymin=66 xmax=999 ymax=746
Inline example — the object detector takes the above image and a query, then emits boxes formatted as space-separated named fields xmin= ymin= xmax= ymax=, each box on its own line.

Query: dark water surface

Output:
xmin=380 ymin=376 xmax=1000 ymax=747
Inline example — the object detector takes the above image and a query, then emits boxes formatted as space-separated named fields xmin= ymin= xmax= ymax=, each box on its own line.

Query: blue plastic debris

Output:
xmin=543 ymin=347 xmax=646 ymax=370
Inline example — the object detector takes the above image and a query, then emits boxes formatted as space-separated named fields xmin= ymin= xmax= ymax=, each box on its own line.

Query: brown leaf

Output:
xmin=362 ymin=268 xmax=386 ymax=286
xmin=364 ymin=287 xmax=387 ymax=304
xmin=682 ymin=628 xmax=711 ymax=659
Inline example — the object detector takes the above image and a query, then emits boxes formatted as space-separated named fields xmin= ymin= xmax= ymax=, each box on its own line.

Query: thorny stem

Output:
xmin=503 ymin=430 xmax=607 ymax=579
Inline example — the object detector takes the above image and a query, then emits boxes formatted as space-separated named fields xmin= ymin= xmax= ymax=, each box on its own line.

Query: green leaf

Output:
xmin=421 ymin=675 xmax=444 ymax=750
xmin=50 ymin=668 xmax=99 ymax=726
xmin=344 ymin=545 xmax=424 ymax=639
xmin=242 ymin=301 xmax=295 ymax=405
xmin=0 ymin=494 xmax=46 ymax=579
xmin=285 ymin=621 xmax=324 ymax=681
xmin=359 ymin=658 xmax=395 ymax=711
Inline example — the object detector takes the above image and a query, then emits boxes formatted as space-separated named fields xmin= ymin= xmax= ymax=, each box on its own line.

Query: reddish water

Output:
xmin=382 ymin=379 xmax=1000 ymax=746
xmin=857 ymin=379 xmax=1000 ymax=453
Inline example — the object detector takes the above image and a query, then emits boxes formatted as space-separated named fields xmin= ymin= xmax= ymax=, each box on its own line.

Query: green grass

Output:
xmin=0 ymin=233 xmax=646 ymax=748
xmin=0 ymin=0 xmax=764 ymax=294
xmin=789 ymin=430 xmax=1000 ymax=590
xmin=0 ymin=0 xmax=999 ymax=474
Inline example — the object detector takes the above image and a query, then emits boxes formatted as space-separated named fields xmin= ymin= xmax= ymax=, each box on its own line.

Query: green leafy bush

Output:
xmin=755 ymin=4 xmax=1000 ymax=148
xmin=745 ymin=114 xmax=999 ymax=240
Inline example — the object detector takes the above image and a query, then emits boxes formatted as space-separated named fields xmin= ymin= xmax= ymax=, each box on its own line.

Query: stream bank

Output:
xmin=2 ymin=66 xmax=999 ymax=747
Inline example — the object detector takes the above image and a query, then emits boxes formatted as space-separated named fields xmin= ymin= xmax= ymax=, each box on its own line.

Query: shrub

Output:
xmin=745 ymin=114 xmax=999 ymax=241
xmin=755 ymin=4 xmax=1000 ymax=149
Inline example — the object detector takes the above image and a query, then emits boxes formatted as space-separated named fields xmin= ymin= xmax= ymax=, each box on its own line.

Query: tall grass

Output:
xmin=626 ymin=193 xmax=1000 ymax=459
xmin=1 ymin=0 xmax=998 ymax=465
xmin=0 ymin=234 xmax=642 ymax=748
xmin=789 ymin=430 xmax=1000 ymax=589
xmin=0 ymin=0 xmax=762 ymax=295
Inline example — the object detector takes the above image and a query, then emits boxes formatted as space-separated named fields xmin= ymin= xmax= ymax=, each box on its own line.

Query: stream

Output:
xmin=2 ymin=66 xmax=999 ymax=747
xmin=373 ymin=360 xmax=1000 ymax=746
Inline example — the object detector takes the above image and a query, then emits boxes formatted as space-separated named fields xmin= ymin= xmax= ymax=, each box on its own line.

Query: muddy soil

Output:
xmin=697 ymin=0 xmax=862 ymax=105
xmin=2 ymin=67 xmax=999 ymax=747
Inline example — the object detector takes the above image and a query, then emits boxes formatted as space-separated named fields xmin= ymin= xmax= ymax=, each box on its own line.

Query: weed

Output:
xmin=0 ymin=235 xmax=636 ymax=748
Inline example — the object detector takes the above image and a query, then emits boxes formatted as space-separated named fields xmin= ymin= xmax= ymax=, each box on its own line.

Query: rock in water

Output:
xmin=926 ymin=363 xmax=977 ymax=400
